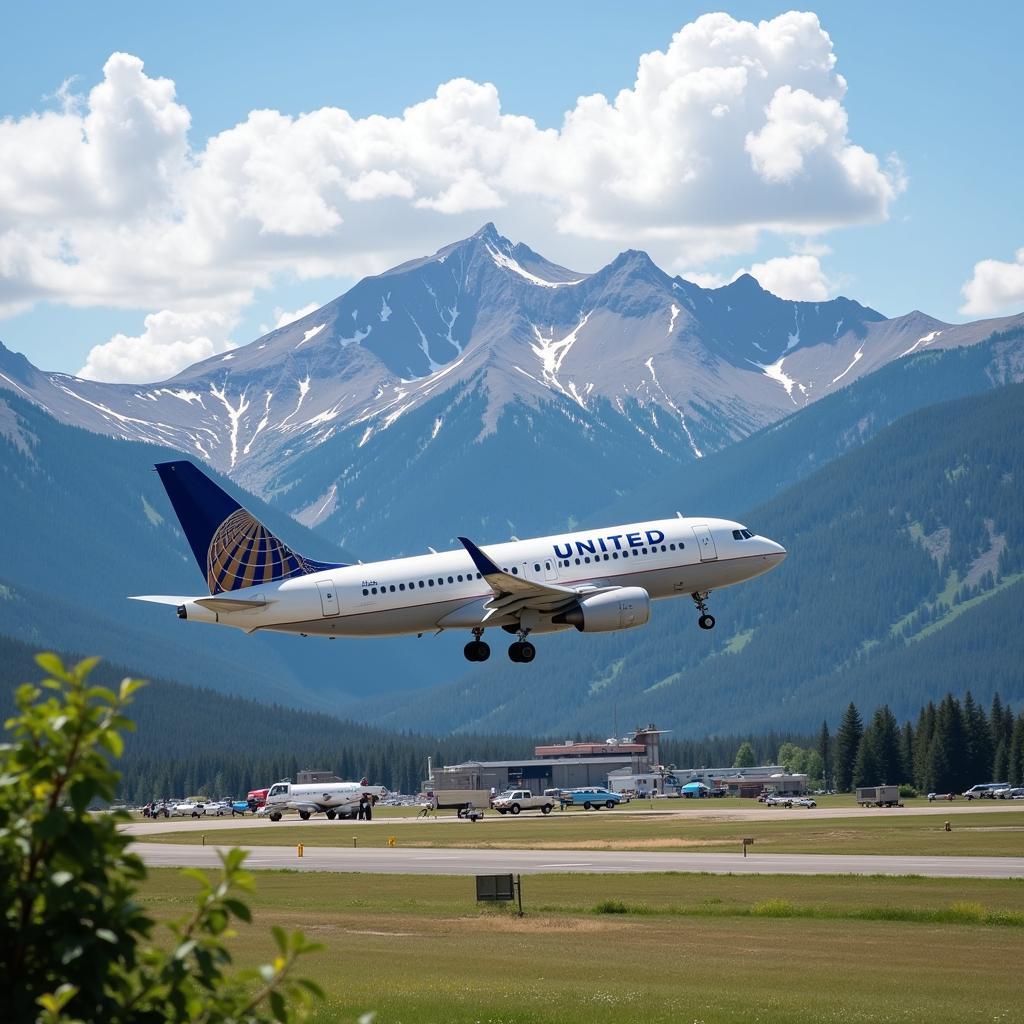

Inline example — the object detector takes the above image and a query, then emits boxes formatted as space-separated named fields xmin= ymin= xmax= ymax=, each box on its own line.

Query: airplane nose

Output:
xmin=762 ymin=538 xmax=787 ymax=562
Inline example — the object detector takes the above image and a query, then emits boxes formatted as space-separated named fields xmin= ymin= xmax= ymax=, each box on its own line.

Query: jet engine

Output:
xmin=552 ymin=587 xmax=650 ymax=632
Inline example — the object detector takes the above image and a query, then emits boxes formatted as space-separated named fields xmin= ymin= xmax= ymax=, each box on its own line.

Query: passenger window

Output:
xmin=545 ymin=561 xmax=551 ymax=570
xmin=661 ymin=545 xmax=667 ymax=552
xmin=428 ymin=579 xmax=434 ymax=587
xmin=457 ymin=574 xmax=463 ymax=582
xmin=669 ymin=543 xmax=675 ymax=550
xmin=511 ymin=567 xmax=518 ymax=574
xmin=419 ymin=581 xmax=425 ymax=588
xmin=575 ymin=558 xmax=581 ymax=565
xmin=390 ymin=585 xmax=396 ymax=592
xmin=371 ymin=587 xmax=378 ymax=595
xmin=622 ymin=551 xmax=629 ymax=558
xmin=534 ymin=563 xmax=541 ymax=572
xmin=362 ymin=588 xmax=369 ymax=596
xmin=399 ymin=583 xmax=405 ymax=591
xmin=448 ymin=576 xmax=454 ymax=583
xmin=612 ymin=552 xmax=618 ymax=559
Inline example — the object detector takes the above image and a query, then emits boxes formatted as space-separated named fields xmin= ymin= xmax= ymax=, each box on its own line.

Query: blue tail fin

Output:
xmin=155 ymin=461 xmax=346 ymax=594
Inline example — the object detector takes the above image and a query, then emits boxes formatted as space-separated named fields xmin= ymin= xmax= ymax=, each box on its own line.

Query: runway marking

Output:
xmin=538 ymin=862 xmax=594 ymax=868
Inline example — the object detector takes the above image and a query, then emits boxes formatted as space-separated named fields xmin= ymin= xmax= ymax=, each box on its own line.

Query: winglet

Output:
xmin=457 ymin=536 xmax=501 ymax=577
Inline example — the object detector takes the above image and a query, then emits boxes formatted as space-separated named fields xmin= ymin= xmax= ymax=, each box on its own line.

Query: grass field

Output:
xmin=136 ymin=808 xmax=1024 ymax=858
xmin=138 ymin=868 xmax=1024 ymax=1023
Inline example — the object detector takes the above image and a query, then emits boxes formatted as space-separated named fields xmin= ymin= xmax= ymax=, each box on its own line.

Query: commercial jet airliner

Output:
xmin=133 ymin=461 xmax=786 ymax=663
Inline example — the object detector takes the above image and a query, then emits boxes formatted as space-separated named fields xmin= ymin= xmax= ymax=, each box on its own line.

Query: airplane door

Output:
xmin=543 ymin=558 xmax=557 ymax=582
xmin=316 ymin=581 xmax=340 ymax=616
xmin=692 ymin=525 xmax=718 ymax=562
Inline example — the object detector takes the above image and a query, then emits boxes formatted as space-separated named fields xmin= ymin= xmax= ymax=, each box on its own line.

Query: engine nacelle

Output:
xmin=552 ymin=587 xmax=651 ymax=633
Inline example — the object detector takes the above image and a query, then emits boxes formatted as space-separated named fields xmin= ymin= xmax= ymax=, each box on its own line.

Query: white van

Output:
xmin=962 ymin=783 xmax=1008 ymax=800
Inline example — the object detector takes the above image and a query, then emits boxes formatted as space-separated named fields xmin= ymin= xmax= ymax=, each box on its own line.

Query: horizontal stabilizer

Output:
xmin=129 ymin=594 xmax=191 ymax=606
xmin=194 ymin=595 xmax=268 ymax=611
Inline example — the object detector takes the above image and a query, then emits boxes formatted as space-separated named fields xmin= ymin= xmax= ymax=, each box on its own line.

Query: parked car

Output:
xmin=560 ymin=787 xmax=622 ymax=809
xmin=764 ymin=795 xmax=793 ymax=808
xmin=205 ymin=800 xmax=232 ymax=816
xmin=791 ymin=797 xmax=817 ymax=809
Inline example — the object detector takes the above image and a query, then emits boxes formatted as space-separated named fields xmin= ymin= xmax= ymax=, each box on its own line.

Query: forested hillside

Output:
xmin=346 ymin=382 xmax=1024 ymax=736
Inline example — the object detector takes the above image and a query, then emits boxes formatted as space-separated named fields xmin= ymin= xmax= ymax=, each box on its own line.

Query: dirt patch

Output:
xmin=403 ymin=838 xmax=736 ymax=851
xmin=457 ymin=915 xmax=623 ymax=934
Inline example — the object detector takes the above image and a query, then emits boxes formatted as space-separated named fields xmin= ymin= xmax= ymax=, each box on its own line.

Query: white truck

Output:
xmin=856 ymin=785 xmax=901 ymax=807
xmin=492 ymin=789 xmax=555 ymax=815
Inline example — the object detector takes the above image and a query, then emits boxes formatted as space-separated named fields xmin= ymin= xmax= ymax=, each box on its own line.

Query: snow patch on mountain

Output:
xmin=296 ymin=323 xmax=326 ymax=348
xmin=431 ymin=416 xmax=443 ymax=440
xmin=900 ymin=330 xmax=943 ymax=358
xmin=296 ymin=483 xmax=338 ymax=528
xmin=243 ymin=391 xmax=274 ymax=455
xmin=668 ymin=304 xmax=680 ymax=335
xmin=278 ymin=377 xmax=310 ymax=430
xmin=379 ymin=295 xmax=392 ymax=322
xmin=644 ymin=357 xmax=703 ymax=458
xmin=749 ymin=356 xmax=806 ymax=404
xmin=530 ymin=312 xmax=591 ymax=401
xmin=487 ymin=244 xmax=582 ymax=288
xmin=831 ymin=345 xmax=865 ymax=384
xmin=339 ymin=326 xmax=371 ymax=347
xmin=209 ymin=383 xmax=249 ymax=468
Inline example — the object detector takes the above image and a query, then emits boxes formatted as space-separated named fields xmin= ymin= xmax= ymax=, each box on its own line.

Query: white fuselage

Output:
xmin=265 ymin=781 xmax=387 ymax=814
xmin=177 ymin=516 xmax=785 ymax=638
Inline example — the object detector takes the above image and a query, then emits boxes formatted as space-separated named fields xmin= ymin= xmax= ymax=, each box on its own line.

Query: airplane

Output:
xmin=262 ymin=778 xmax=388 ymax=821
xmin=132 ymin=460 xmax=786 ymax=663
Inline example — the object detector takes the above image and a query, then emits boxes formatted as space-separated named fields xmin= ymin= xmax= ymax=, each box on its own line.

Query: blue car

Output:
xmin=230 ymin=800 xmax=252 ymax=816
xmin=560 ymin=788 xmax=622 ymax=810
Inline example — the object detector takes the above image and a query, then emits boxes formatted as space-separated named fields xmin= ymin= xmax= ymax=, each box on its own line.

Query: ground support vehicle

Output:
xmin=492 ymin=789 xmax=555 ymax=815
xmin=856 ymin=786 xmax=901 ymax=807
xmin=963 ymin=783 xmax=1009 ymax=800
xmin=559 ymin=788 xmax=622 ymax=810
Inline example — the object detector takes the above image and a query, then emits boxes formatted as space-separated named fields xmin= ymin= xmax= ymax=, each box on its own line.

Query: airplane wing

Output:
xmin=457 ymin=536 xmax=614 ymax=622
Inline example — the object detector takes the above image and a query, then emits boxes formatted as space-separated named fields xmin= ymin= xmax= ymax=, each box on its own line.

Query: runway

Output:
xmin=133 ymin=843 xmax=1024 ymax=879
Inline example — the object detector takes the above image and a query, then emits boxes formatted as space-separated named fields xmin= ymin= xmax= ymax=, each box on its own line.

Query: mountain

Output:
xmin=336 ymin=382 xmax=1024 ymax=737
xmin=3 ymin=224 xmax=1022 ymax=560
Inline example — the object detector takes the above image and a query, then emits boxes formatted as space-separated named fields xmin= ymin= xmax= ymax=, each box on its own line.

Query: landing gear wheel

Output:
xmin=464 ymin=640 xmax=491 ymax=661
xmin=299 ymin=810 xmax=311 ymax=820
xmin=692 ymin=591 xmax=715 ymax=630
xmin=509 ymin=640 xmax=536 ymax=663
xmin=326 ymin=810 xmax=336 ymax=820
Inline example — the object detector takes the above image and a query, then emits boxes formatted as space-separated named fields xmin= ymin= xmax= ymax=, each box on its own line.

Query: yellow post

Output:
xmin=387 ymin=836 xmax=397 ymax=847
xmin=297 ymin=843 xmax=304 ymax=858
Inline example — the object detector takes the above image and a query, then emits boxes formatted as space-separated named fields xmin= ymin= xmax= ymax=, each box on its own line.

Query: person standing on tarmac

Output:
xmin=358 ymin=793 xmax=369 ymax=820
xmin=364 ymin=794 xmax=373 ymax=821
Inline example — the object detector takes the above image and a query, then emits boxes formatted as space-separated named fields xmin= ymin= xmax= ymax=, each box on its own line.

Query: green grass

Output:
xmin=137 ymin=869 xmax=1024 ymax=1023
xmin=137 ymin=807 xmax=1024 ymax=857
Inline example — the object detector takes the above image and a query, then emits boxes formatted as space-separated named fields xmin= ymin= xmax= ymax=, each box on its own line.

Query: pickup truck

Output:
xmin=492 ymin=789 xmax=555 ymax=815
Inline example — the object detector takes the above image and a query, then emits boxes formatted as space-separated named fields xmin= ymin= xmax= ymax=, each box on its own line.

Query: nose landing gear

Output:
xmin=464 ymin=626 xmax=491 ymax=662
xmin=691 ymin=591 xmax=716 ymax=630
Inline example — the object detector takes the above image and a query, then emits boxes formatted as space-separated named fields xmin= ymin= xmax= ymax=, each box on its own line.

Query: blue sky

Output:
xmin=2 ymin=2 xmax=1022 ymax=379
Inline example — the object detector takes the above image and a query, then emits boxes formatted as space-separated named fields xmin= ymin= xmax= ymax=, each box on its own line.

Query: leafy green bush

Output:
xmin=0 ymin=654 xmax=324 ymax=1023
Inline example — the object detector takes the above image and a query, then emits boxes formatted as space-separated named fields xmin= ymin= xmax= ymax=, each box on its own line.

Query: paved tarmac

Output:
xmin=133 ymin=843 xmax=1024 ymax=879
xmin=120 ymin=799 xmax=1023 ymax=836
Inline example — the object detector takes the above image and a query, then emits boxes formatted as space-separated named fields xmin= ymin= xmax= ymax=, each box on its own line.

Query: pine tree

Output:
xmin=834 ymin=703 xmax=863 ymax=792
xmin=817 ymin=720 xmax=832 ymax=791
xmin=899 ymin=721 xmax=915 ymax=784
xmin=870 ymin=705 xmax=903 ymax=784
xmin=963 ymin=692 xmax=992 ymax=783
xmin=1009 ymin=715 xmax=1024 ymax=788
xmin=913 ymin=702 xmax=936 ymax=791
xmin=853 ymin=733 xmax=880 ymax=788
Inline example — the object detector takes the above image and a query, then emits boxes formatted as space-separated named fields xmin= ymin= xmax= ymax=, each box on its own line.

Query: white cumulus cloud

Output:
xmin=960 ymin=248 xmax=1024 ymax=315
xmin=77 ymin=309 xmax=237 ymax=383
xmin=742 ymin=254 xmax=833 ymax=301
xmin=0 ymin=13 xmax=905 ymax=378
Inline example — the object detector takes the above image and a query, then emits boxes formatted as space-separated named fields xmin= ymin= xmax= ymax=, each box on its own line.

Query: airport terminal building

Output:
xmin=429 ymin=725 xmax=807 ymax=797
xmin=430 ymin=727 xmax=664 ymax=794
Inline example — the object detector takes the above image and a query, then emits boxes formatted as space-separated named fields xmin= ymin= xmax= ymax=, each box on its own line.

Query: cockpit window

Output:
xmin=732 ymin=528 xmax=755 ymax=540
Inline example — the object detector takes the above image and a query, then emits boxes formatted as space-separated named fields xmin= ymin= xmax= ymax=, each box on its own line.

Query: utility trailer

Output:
xmin=856 ymin=785 xmax=901 ymax=807
xmin=429 ymin=788 xmax=493 ymax=817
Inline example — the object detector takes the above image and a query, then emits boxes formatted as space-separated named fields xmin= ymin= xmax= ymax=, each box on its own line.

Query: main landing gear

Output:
xmin=464 ymin=626 xmax=491 ymax=662
xmin=508 ymin=625 xmax=536 ymax=663
xmin=464 ymin=626 xmax=537 ymax=662
xmin=692 ymin=591 xmax=716 ymax=630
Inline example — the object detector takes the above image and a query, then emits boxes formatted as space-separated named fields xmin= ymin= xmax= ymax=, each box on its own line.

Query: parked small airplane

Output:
xmin=263 ymin=779 xmax=388 ymax=821
xmin=133 ymin=460 xmax=786 ymax=663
